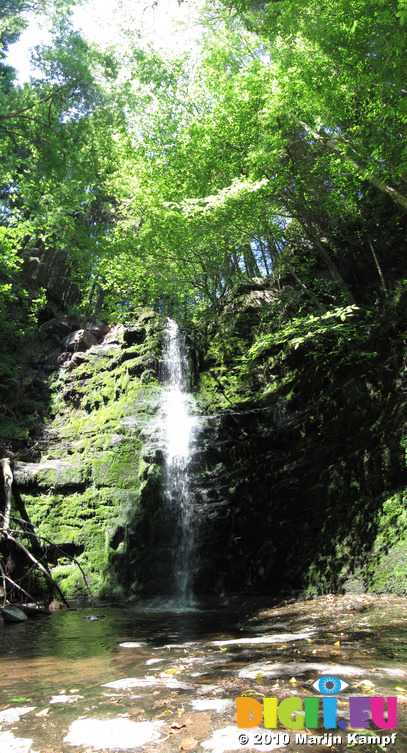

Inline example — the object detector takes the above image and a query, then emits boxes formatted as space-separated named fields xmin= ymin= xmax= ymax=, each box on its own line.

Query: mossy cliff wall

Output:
xmin=12 ymin=309 xmax=168 ymax=600
xmin=192 ymin=279 xmax=407 ymax=597
xmin=5 ymin=280 xmax=407 ymax=601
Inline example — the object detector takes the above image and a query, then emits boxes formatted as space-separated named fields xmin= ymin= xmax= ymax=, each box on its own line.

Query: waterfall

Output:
xmin=160 ymin=318 xmax=199 ymax=606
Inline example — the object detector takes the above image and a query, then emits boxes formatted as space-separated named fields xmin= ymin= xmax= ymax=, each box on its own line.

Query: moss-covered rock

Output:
xmin=192 ymin=279 xmax=407 ymax=597
xmin=10 ymin=308 xmax=167 ymax=599
xmin=7 ymin=278 xmax=407 ymax=602
xmin=14 ymin=459 xmax=92 ymax=488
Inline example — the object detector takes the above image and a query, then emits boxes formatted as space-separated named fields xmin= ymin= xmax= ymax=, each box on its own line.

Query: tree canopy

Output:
xmin=0 ymin=0 xmax=406 ymax=343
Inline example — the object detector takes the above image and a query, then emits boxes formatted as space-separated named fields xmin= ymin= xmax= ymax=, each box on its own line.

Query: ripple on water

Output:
xmin=2 ymin=597 xmax=407 ymax=752
xmin=238 ymin=659 xmax=407 ymax=679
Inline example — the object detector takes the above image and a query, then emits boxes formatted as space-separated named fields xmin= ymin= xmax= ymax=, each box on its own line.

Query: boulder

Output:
xmin=42 ymin=318 xmax=74 ymax=337
xmin=102 ymin=324 xmax=125 ymax=345
xmin=69 ymin=352 xmax=89 ymax=368
xmin=85 ymin=320 xmax=109 ymax=337
xmin=49 ymin=600 xmax=68 ymax=612
xmin=1 ymin=605 xmax=29 ymax=623
xmin=64 ymin=330 xmax=98 ymax=352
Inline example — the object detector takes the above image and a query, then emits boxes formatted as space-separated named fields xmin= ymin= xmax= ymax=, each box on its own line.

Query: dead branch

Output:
xmin=0 ymin=561 xmax=6 ymax=608
xmin=1 ymin=458 xmax=13 ymax=534
xmin=7 ymin=514 xmax=95 ymax=606
xmin=3 ymin=531 xmax=69 ymax=607
xmin=0 ymin=459 xmax=95 ymax=606
xmin=0 ymin=562 xmax=39 ymax=606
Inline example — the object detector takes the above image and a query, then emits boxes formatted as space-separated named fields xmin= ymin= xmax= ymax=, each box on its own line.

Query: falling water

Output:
xmin=160 ymin=318 xmax=199 ymax=606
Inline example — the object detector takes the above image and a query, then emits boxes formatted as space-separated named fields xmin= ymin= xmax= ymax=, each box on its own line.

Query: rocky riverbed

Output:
xmin=0 ymin=594 xmax=406 ymax=753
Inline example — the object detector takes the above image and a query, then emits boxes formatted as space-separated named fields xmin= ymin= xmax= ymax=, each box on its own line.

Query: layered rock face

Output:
xmin=12 ymin=309 xmax=167 ymax=599
xmin=5 ymin=278 xmax=407 ymax=602
xmin=192 ymin=279 xmax=407 ymax=597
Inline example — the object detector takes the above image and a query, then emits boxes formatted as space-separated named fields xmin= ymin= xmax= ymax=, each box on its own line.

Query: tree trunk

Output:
xmin=369 ymin=239 xmax=388 ymax=296
xmin=284 ymin=261 xmax=326 ymax=313
xmin=291 ymin=116 xmax=407 ymax=214
xmin=1 ymin=459 xmax=13 ymax=534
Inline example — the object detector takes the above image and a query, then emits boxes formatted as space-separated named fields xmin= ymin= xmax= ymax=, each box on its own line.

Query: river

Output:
xmin=0 ymin=594 xmax=406 ymax=753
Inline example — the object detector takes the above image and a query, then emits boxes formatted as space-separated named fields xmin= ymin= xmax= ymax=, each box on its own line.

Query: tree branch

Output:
xmin=3 ymin=531 xmax=69 ymax=607
xmin=1 ymin=458 xmax=13 ymax=534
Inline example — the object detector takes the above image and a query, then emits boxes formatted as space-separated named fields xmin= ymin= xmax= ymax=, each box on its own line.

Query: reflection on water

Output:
xmin=0 ymin=603 xmax=243 ymax=699
xmin=0 ymin=596 xmax=407 ymax=752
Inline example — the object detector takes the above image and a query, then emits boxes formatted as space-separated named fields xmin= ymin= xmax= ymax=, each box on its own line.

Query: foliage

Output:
xmin=0 ymin=0 xmax=406 ymax=326
xmin=245 ymin=305 xmax=362 ymax=361
xmin=1 ymin=0 xmax=407 ymax=602
xmin=74 ymin=0 xmax=406 ymax=317
xmin=0 ymin=226 xmax=47 ymax=406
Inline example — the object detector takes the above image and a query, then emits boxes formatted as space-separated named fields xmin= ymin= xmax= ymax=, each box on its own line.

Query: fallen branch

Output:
xmin=3 ymin=531 xmax=69 ymax=607
xmin=0 ymin=561 xmax=6 ymax=608
xmin=3 ymin=512 xmax=95 ymax=606
xmin=1 ymin=458 xmax=13 ymax=534
xmin=0 ymin=459 xmax=95 ymax=606
xmin=0 ymin=562 xmax=39 ymax=606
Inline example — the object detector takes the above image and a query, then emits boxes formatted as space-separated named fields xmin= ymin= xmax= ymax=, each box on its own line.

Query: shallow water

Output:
xmin=0 ymin=595 xmax=406 ymax=753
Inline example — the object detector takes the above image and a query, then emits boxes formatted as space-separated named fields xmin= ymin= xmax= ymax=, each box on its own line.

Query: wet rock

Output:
xmin=237 ymin=660 xmax=386 ymax=680
xmin=64 ymin=718 xmax=164 ymax=750
xmin=200 ymin=725 xmax=281 ymax=753
xmin=85 ymin=320 xmax=109 ymax=337
xmin=18 ymin=604 xmax=50 ymax=618
xmin=102 ymin=676 xmax=191 ymax=690
xmin=48 ymin=600 xmax=68 ymax=612
xmin=0 ymin=730 xmax=33 ymax=753
xmin=50 ymin=694 xmax=83 ymax=703
xmin=0 ymin=707 xmax=36 ymax=723
xmin=191 ymin=699 xmax=234 ymax=712
xmin=119 ymin=641 xmax=145 ymax=648
xmin=211 ymin=629 xmax=314 ymax=646
xmin=1 ymin=605 xmax=28 ymax=623
xmin=84 ymin=615 xmax=105 ymax=621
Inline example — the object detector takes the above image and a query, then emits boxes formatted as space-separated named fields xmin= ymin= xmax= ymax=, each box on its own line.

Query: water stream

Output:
xmin=1 ymin=595 xmax=407 ymax=753
xmin=159 ymin=318 xmax=200 ymax=606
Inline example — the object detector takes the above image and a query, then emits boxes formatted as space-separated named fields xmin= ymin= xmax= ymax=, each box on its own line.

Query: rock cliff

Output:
xmin=9 ymin=309 xmax=167 ymax=599
xmin=3 ymin=279 xmax=407 ymax=600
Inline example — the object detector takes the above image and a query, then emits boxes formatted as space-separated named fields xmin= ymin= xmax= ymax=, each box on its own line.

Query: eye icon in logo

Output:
xmin=312 ymin=676 xmax=350 ymax=694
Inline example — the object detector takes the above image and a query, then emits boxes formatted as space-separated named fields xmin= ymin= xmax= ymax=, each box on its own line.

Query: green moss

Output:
xmin=362 ymin=490 xmax=407 ymax=595
xmin=193 ymin=279 xmax=407 ymax=596
xmin=14 ymin=460 xmax=92 ymax=488
xmin=92 ymin=448 xmax=140 ymax=488
xmin=17 ymin=312 xmax=167 ymax=599
xmin=0 ymin=415 xmax=29 ymax=440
